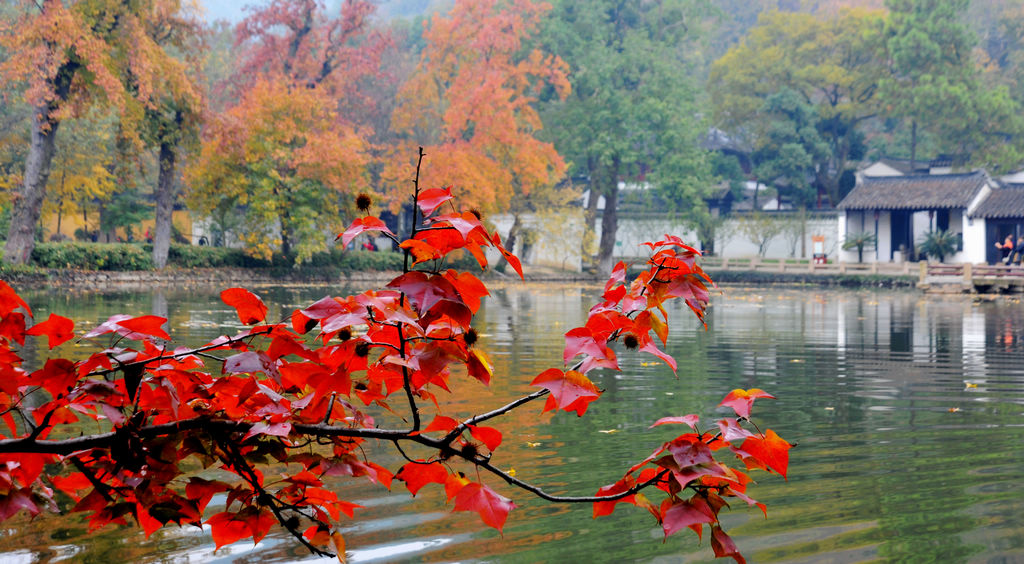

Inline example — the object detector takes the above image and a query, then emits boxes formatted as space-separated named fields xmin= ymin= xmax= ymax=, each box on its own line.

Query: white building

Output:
xmin=836 ymin=169 xmax=1011 ymax=264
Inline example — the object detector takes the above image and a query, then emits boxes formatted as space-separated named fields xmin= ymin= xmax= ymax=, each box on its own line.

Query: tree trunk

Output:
xmin=153 ymin=139 xmax=178 ymax=269
xmin=4 ymin=106 xmax=62 ymax=264
xmin=909 ymin=120 xmax=917 ymax=172
xmin=597 ymin=159 xmax=621 ymax=275
xmin=580 ymin=157 xmax=601 ymax=270
xmin=505 ymin=213 xmax=523 ymax=257
xmin=280 ymin=198 xmax=292 ymax=260
xmin=799 ymin=205 xmax=807 ymax=258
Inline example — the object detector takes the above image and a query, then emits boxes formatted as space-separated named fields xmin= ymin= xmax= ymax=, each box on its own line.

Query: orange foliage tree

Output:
xmin=0 ymin=153 xmax=791 ymax=562
xmin=186 ymin=0 xmax=389 ymax=262
xmin=186 ymin=77 xmax=367 ymax=262
xmin=0 ymin=0 xmax=200 ymax=265
xmin=388 ymin=0 xmax=570 ymax=218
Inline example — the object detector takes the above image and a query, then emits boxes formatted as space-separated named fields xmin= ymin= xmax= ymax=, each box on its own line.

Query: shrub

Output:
xmin=166 ymin=244 xmax=257 ymax=268
xmin=31 ymin=242 xmax=154 ymax=270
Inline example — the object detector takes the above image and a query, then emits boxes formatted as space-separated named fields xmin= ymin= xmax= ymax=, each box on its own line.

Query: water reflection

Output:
xmin=3 ymin=284 xmax=1024 ymax=563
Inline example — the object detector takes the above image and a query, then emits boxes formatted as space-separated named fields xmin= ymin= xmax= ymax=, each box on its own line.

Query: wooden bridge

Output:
xmin=693 ymin=257 xmax=1024 ymax=293
xmin=917 ymin=262 xmax=1024 ymax=293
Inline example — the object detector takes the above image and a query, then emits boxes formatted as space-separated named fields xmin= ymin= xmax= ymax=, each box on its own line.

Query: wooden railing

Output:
xmin=624 ymin=255 xmax=1024 ymax=291
xmin=922 ymin=263 xmax=1024 ymax=282
xmin=696 ymin=256 xmax=916 ymax=276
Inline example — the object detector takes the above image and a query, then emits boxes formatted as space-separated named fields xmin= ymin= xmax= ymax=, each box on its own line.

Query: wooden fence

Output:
xmin=697 ymin=256 xmax=916 ymax=276
xmin=678 ymin=257 xmax=1024 ymax=292
xmin=918 ymin=262 xmax=1024 ymax=292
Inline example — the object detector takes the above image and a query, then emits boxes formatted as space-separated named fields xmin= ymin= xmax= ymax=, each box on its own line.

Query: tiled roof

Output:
xmin=837 ymin=171 xmax=988 ymax=210
xmin=970 ymin=186 xmax=1024 ymax=218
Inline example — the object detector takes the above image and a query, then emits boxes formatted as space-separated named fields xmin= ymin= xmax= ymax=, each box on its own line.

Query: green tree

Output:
xmin=752 ymin=88 xmax=831 ymax=209
xmin=709 ymin=8 xmax=884 ymax=208
xmin=539 ymin=0 xmax=713 ymax=274
xmin=881 ymin=0 xmax=1024 ymax=171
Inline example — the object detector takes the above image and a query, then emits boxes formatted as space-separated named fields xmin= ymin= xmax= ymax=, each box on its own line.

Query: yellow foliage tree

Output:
xmin=186 ymin=78 xmax=366 ymax=263
xmin=45 ymin=110 xmax=117 ymax=240
xmin=0 ymin=0 xmax=200 ymax=263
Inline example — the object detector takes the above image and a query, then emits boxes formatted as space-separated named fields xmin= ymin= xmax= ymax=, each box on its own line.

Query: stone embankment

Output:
xmin=7 ymin=265 xmax=599 ymax=291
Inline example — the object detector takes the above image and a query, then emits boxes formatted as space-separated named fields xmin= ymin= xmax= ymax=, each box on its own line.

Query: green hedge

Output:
xmin=25 ymin=242 xmax=412 ymax=272
xmin=165 ymin=244 xmax=264 ymax=268
xmin=31 ymin=242 xmax=154 ymax=271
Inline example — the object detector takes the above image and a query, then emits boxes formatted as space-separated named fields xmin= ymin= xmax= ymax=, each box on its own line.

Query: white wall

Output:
xmin=489 ymin=211 xmax=585 ymax=271
xmin=837 ymin=210 xmax=893 ymax=263
xmin=606 ymin=213 xmax=840 ymax=261
xmin=963 ymin=216 xmax=988 ymax=264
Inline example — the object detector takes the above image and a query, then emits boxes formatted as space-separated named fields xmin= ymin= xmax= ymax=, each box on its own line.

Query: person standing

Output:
xmin=996 ymin=234 xmax=1015 ymax=264
xmin=1013 ymin=236 xmax=1024 ymax=265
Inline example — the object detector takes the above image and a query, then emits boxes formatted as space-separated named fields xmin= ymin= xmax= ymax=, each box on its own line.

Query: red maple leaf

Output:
xmin=649 ymin=414 xmax=699 ymax=430
xmin=25 ymin=313 xmax=74 ymax=349
xmin=719 ymin=388 xmax=775 ymax=419
xmin=592 ymin=476 xmax=637 ymax=518
xmin=0 ymin=281 xmax=31 ymax=318
xmin=206 ymin=508 xmax=274 ymax=548
xmin=453 ymin=482 xmax=516 ymax=532
xmin=220 ymin=288 xmax=268 ymax=325
xmin=117 ymin=315 xmax=171 ymax=341
xmin=416 ymin=185 xmax=454 ymax=216
xmin=661 ymin=496 xmax=716 ymax=539
xmin=339 ymin=216 xmax=395 ymax=248
xmin=740 ymin=429 xmax=792 ymax=480
xmin=711 ymin=525 xmax=747 ymax=563
xmin=468 ymin=424 xmax=502 ymax=451
xmin=396 ymin=461 xmax=449 ymax=496
xmin=466 ymin=349 xmax=493 ymax=386
xmin=530 ymin=368 xmax=602 ymax=416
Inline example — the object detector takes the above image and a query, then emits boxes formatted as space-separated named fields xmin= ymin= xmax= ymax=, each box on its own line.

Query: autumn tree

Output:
xmin=709 ymin=8 xmax=885 ymax=207
xmin=0 ymin=160 xmax=791 ymax=561
xmin=186 ymin=78 xmax=366 ymax=262
xmin=187 ymin=0 xmax=387 ymax=262
xmin=388 ymin=0 xmax=570 ymax=227
xmin=142 ymin=6 xmax=204 ymax=269
xmin=538 ymin=0 xmax=713 ymax=275
xmin=0 ymin=0 xmax=200 ymax=265
xmin=45 ymin=110 xmax=117 ymax=240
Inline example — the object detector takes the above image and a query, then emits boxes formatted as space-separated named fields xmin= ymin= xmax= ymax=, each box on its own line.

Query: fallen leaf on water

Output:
xmin=789 ymin=359 xmax=803 ymax=363
xmin=824 ymin=406 xmax=835 ymax=411
xmin=598 ymin=429 xmax=619 ymax=434
xmin=507 ymin=468 xmax=516 ymax=477
xmin=948 ymin=407 xmax=961 ymax=413
xmin=964 ymin=381 xmax=978 ymax=389
xmin=525 ymin=442 xmax=541 ymax=448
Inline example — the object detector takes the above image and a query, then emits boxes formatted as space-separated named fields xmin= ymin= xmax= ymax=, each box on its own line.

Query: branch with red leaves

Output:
xmin=0 ymin=155 xmax=790 ymax=563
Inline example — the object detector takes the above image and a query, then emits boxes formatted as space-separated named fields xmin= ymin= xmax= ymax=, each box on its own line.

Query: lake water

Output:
xmin=3 ymin=283 xmax=1024 ymax=563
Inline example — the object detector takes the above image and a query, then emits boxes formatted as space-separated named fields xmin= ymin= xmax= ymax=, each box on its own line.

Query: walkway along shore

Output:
xmin=11 ymin=257 xmax=1021 ymax=293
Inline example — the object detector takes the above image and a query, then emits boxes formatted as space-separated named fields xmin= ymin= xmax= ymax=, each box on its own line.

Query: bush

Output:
xmin=31 ymin=242 xmax=154 ymax=271
xmin=25 ymin=242 xmax=445 ymax=273
xmin=166 ymin=244 xmax=258 ymax=268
